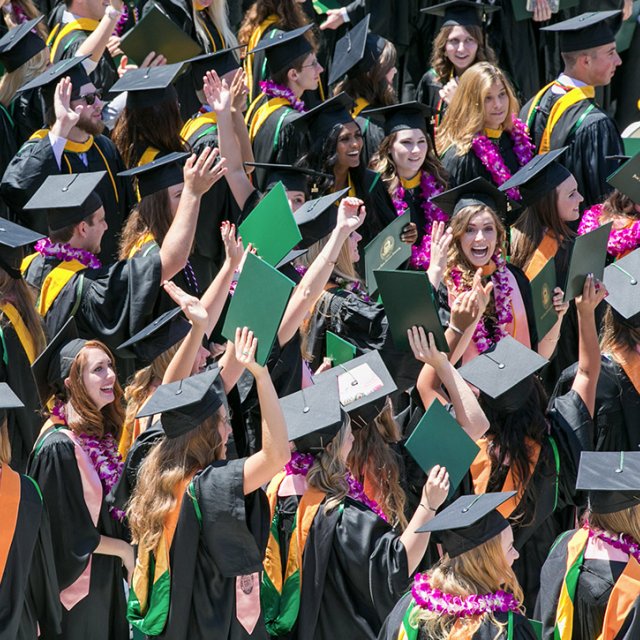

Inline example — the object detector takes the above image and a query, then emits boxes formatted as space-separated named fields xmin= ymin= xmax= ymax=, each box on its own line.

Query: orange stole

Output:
xmin=525 ymin=231 xmax=559 ymax=281
xmin=0 ymin=465 xmax=21 ymax=582
xmin=598 ymin=556 xmax=640 ymax=640
xmin=613 ymin=347 xmax=640 ymax=396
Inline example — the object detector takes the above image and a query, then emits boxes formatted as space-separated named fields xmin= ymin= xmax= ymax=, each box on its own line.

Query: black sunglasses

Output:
xmin=71 ymin=89 xmax=103 ymax=105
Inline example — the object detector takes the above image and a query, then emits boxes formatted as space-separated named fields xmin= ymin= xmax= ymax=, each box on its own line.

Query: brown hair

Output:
xmin=238 ymin=0 xmax=313 ymax=47
xmin=600 ymin=305 xmax=640 ymax=355
xmin=602 ymin=190 xmax=639 ymax=219
xmin=0 ymin=47 xmax=49 ymax=107
xmin=587 ymin=503 xmax=640 ymax=541
xmin=270 ymin=50 xmax=310 ymax=86
xmin=1 ymin=0 xmax=47 ymax=38
xmin=0 ymin=420 xmax=11 ymax=466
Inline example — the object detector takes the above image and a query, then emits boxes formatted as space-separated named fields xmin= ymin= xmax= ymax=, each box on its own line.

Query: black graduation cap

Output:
xmin=541 ymin=11 xmax=621 ymax=53
xmin=458 ymin=336 xmax=548 ymax=414
xmin=313 ymin=350 xmax=397 ymax=427
xmin=361 ymin=101 xmax=431 ymax=137
xmin=275 ymin=247 xmax=308 ymax=282
xmin=118 ymin=151 xmax=189 ymax=199
xmin=290 ymin=92 xmax=355 ymax=142
xmin=117 ymin=306 xmax=191 ymax=366
xmin=0 ymin=382 xmax=25 ymax=409
xmin=293 ymin=188 xmax=349 ymax=249
xmin=0 ymin=217 xmax=44 ymax=279
xmin=31 ymin=317 xmax=87 ymax=405
xmin=136 ymin=367 xmax=223 ymax=439
xmin=244 ymin=162 xmax=333 ymax=195
xmin=498 ymin=147 xmax=572 ymax=208
xmin=248 ymin=24 xmax=313 ymax=75
xmin=280 ymin=377 xmax=346 ymax=453
xmin=429 ymin=176 xmax=515 ymax=221
xmin=420 ymin=1 xmax=500 ymax=28
xmin=603 ymin=248 xmax=640 ymax=327
xmin=328 ymin=15 xmax=386 ymax=86
xmin=17 ymin=54 xmax=91 ymax=96
xmin=576 ymin=451 xmax=640 ymax=515
xmin=416 ymin=492 xmax=516 ymax=558
xmin=109 ymin=62 xmax=187 ymax=109
xmin=0 ymin=17 xmax=46 ymax=73
xmin=188 ymin=45 xmax=243 ymax=91
xmin=23 ymin=171 xmax=105 ymax=231
xmin=607 ymin=152 xmax=640 ymax=204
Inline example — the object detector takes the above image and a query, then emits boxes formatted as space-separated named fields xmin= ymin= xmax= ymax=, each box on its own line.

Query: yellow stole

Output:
xmin=247 ymin=97 xmax=291 ymax=143
xmin=47 ymin=18 xmax=99 ymax=62
xmin=352 ymin=98 xmax=370 ymax=118
xmin=180 ymin=111 xmax=218 ymax=144
xmin=0 ymin=302 xmax=37 ymax=364
xmin=525 ymin=231 xmax=559 ymax=281
xmin=127 ymin=232 xmax=157 ymax=259
xmin=244 ymin=15 xmax=280 ymax=100
xmin=0 ymin=464 xmax=21 ymax=583
xmin=400 ymin=173 xmax=421 ymax=190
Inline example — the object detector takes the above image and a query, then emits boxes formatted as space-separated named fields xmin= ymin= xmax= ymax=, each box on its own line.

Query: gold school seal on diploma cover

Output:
xmin=381 ymin=235 xmax=395 ymax=261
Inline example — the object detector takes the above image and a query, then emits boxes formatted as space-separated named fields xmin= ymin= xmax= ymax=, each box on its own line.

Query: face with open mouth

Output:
xmin=444 ymin=26 xmax=478 ymax=75
xmin=335 ymin=121 xmax=363 ymax=170
xmin=460 ymin=211 xmax=498 ymax=268
xmin=482 ymin=80 xmax=510 ymax=131
xmin=79 ymin=346 xmax=117 ymax=410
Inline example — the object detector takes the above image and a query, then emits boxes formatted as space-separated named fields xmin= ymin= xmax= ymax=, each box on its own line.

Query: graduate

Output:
xmin=0 ymin=218 xmax=47 ymax=473
xmin=536 ymin=451 xmax=640 ymax=639
xmin=378 ymin=493 xmax=536 ymax=640
xmin=0 ymin=59 xmax=134 ymax=262
xmin=0 ymin=382 xmax=61 ymax=640
xmin=521 ymin=11 xmax=625 ymax=209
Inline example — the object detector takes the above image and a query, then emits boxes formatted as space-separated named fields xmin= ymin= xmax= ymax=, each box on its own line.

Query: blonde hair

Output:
xmin=436 ymin=62 xmax=520 ymax=156
xmin=0 ymin=420 xmax=11 ymax=466
xmin=195 ymin=0 xmax=238 ymax=50
xmin=410 ymin=531 xmax=524 ymax=639
xmin=588 ymin=504 xmax=640 ymax=541
xmin=0 ymin=48 xmax=49 ymax=107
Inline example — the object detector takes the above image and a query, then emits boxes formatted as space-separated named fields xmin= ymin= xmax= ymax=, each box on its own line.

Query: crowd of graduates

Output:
xmin=1 ymin=0 xmax=640 ymax=638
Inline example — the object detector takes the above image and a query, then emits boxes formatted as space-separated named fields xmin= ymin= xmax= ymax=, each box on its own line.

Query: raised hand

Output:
xmin=221 ymin=221 xmax=244 ymax=271
xmin=183 ymin=147 xmax=227 ymax=196
xmin=52 ymin=77 xmax=86 ymax=136
xmin=319 ymin=8 xmax=345 ymax=30
xmin=439 ymin=77 xmax=458 ymax=105
xmin=203 ymin=70 xmax=231 ymax=114
xmin=336 ymin=196 xmax=365 ymax=234
xmin=472 ymin=267 xmax=494 ymax=319
xmin=234 ymin=327 xmax=262 ymax=376
xmin=532 ymin=0 xmax=552 ymax=22
xmin=423 ymin=465 xmax=450 ymax=512
xmin=427 ymin=221 xmax=453 ymax=289
xmin=407 ymin=327 xmax=448 ymax=369
xmin=229 ymin=68 xmax=249 ymax=113
xmin=162 ymin=280 xmax=209 ymax=330
xmin=575 ymin=274 xmax=607 ymax=313
xmin=450 ymin=289 xmax=479 ymax=333
xmin=552 ymin=286 xmax=569 ymax=319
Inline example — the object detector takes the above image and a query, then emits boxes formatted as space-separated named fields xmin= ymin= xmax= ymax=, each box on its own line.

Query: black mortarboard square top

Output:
xmin=188 ymin=46 xmax=243 ymax=90
xmin=109 ymin=62 xmax=187 ymax=109
xmin=361 ymin=101 xmax=431 ymax=137
xmin=603 ymin=248 xmax=640 ymax=327
xmin=18 ymin=54 xmax=91 ymax=96
xmin=0 ymin=218 xmax=44 ymax=279
xmin=280 ymin=377 xmax=346 ymax=453
xmin=31 ymin=317 xmax=87 ymax=405
xmin=0 ymin=18 xmax=46 ymax=72
xmin=293 ymin=188 xmax=349 ymax=249
xmin=290 ymin=92 xmax=355 ymax=142
xmin=429 ymin=177 xmax=514 ymax=221
xmin=0 ymin=382 xmax=24 ymax=409
xmin=458 ymin=336 xmax=548 ymax=414
xmin=499 ymin=147 xmax=572 ymax=207
xmin=420 ymin=1 xmax=500 ymax=28
xmin=416 ymin=492 xmax=515 ymax=558
xmin=244 ymin=162 xmax=333 ymax=195
xmin=576 ymin=451 xmax=640 ymax=515
xmin=136 ymin=368 xmax=224 ymax=439
xmin=117 ymin=306 xmax=191 ymax=366
xmin=118 ymin=151 xmax=189 ymax=198
xmin=312 ymin=350 xmax=397 ymax=427
xmin=607 ymin=152 xmax=640 ymax=204
xmin=248 ymin=24 xmax=313 ymax=75
xmin=23 ymin=171 xmax=106 ymax=231
xmin=541 ymin=11 xmax=621 ymax=52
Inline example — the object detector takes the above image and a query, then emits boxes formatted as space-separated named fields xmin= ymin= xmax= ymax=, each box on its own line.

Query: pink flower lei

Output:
xmin=470 ymin=116 xmax=535 ymax=201
xmin=411 ymin=573 xmax=522 ymax=617
xmin=35 ymin=237 xmax=102 ymax=270
xmin=586 ymin=524 xmax=640 ymax=562
xmin=450 ymin=253 xmax=513 ymax=354
xmin=578 ymin=204 xmax=640 ymax=259
xmin=392 ymin=171 xmax=447 ymax=270
xmin=284 ymin=451 xmax=388 ymax=522
xmin=259 ymin=80 xmax=307 ymax=113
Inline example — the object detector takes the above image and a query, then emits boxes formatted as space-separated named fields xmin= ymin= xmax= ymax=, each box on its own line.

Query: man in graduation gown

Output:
xmin=521 ymin=11 xmax=624 ymax=209
xmin=1 ymin=58 xmax=134 ymax=262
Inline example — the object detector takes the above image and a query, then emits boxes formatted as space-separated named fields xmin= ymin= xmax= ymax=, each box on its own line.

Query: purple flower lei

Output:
xmin=586 ymin=525 xmax=640 ymax=562
xmin=392 ymin=170 xmax=447 ymax=270
xmin=411 ymin=573 xmax=521 ymax=617
xmin=470 ymin=116 xmax=535 ymax=201
xmin=259 ymin=80 xmax=307 ymax=113
xmin=450 ymin=253 xmax=513 ymax=354
xmin=35 ymin=237 xmax=102 ymax=270
xmin=578 ymin=204 xmax=640 ymax=259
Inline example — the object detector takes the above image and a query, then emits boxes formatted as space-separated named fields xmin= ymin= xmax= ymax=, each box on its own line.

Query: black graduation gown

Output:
xmin=295 ymin=497 xmax=409 ymax=640
xmin=535 ymin=529 xmax=640 ymax=640
xmin=0 ymin=317 xmax=42 ymax=473
xmin=0 ymin=104 xmax=18 ymax=219
xmin=152 ymin=458 xmax=270 ymax=639
xmin=27 ymin=427 xmax=129 ymax=640
xmin=355 ymin=112 xmax=385 ymax=168
xmin=0 ymin=468 xmax=61 ymax=640
xmin=378 ymin=592 xmax=537 ymax=640
xmin=414 ymin=70 xmax=445 ymax=145
xmin=520 ymin=88 xmax=624 ymax=209
xmin=11 ymin=89 xmax=47 ymax=147
xmin=0 ymin=131 xmax=135 ymax=263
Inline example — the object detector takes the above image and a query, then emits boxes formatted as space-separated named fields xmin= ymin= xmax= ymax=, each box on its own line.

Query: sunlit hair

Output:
xmin=430 ymin=24 xmax=497 ymax=84
xmin=600 ymin=305 xmax=640 ymax=355
xmin=2 ymin=0 xmax=47 ymax=37
xmin=63 ymin=341 xmax=125 ymax=439
xmin=587 ymin=503 xmax=640 ymax=541
xmin=602 ymin=189 xmax=639 ymax=219
xmin=238 ymin=0 xmax=313 ymax=47
xmin=436 ymin=62 xmax=520 ymax=156
xmin=0 ymin=47 xmax=49 ymax=107
xmin=270 ymin=50 xmax=310 ymax=86
xmin=347 ymin=401 xmax=407 ymax=529
xmin=193 ymin=0 xmax=238 ymax=51
xmin=333 ymin=39 xmax=397 ymax=106
xmin=0 ymin=420 xmax=11 ymax=465
xmin=127 ymin=412 xmax=224 ymax=552
xmin=306 ymin=417 xmax=352 ymax=514
xmin=409 ymin=530 xmax=524 ymax=639
xmin=369 ymin=129 xmax=448 ymax=195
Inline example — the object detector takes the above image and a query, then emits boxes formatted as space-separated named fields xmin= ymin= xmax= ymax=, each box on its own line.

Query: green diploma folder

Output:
xmin=326 ymin=331 xmax=356 ymax=366
xmin=404 ymin=399 xmax=480 ymax=499
xmin=530 ymin=257 xmax=558 ymax=339
xmin=364 ymin=212 xmax=412 ymax=295
xmin=238 ymin=182 xmax=302 ymax=267
xmin=221 ymin=253 xmax=295 ymax=366
xmin=375 ymin=269 xmax=449 ymax=352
